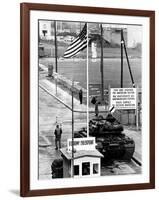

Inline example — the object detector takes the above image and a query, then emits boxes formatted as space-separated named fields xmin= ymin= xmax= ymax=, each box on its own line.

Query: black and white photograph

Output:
xmin=38 ymin=20 xmax=142 ymax=180
xmin=20 ymin=3 xmax=155 ymax=196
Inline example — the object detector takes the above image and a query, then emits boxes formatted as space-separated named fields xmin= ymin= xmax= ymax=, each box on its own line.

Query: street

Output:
xmin=39 ymin=87 xmax=87 ymax=179
xmin=38 ymin=75 xmax=141 ymax=180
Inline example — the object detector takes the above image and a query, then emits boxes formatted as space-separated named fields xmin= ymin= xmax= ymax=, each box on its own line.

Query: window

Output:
xmin=74 ymin=165 xmax=79 ymax=176
xmin=93 ymin=163 xmax=99 ymax=174
xmin=82 ymin=162 xmax=90 ymax=176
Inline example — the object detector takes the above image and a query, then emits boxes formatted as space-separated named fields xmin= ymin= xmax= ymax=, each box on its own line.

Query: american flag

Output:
xmin=63 ymin=24 xmax=88 ymax=58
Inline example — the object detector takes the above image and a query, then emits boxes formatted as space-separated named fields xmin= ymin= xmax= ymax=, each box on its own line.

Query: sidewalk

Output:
xmin=39 ymin=78 xmax=141 ymax=179
xmin=39 ymin=78 xmax=106 ymax=114
xmin=124 ymin=128 xmax=141 ymax=162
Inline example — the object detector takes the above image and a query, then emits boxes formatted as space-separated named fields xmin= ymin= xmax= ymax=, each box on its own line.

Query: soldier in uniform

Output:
xmin=95 ymin=101 xmax=99 ymax=117
xmin=79 ymin=89 xmax=83 ymax=104
xmin=54 ymin=124 xmax=62 ymax=150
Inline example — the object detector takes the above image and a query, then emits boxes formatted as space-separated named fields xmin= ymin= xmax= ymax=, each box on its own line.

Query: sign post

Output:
xmin=136 ymin=86 xmax=139 ymax=129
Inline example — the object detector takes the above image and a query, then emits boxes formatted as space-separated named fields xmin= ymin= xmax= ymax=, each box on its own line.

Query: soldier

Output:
xmin=54 ymin=124 xmax=62 ymax=150
xmin=95 ymin=101 xmax=99 ymax=117
xmin=79 ymin=89 xmax=83 ymax=104
xmin=91 ymin=96 xmax=97 ymax=105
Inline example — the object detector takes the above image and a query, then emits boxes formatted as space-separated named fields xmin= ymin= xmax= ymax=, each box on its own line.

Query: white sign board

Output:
xmin=110 ymin=88 xmax=137 ymax=110
xmin=67 ymin=137 xmax=96 ymax=152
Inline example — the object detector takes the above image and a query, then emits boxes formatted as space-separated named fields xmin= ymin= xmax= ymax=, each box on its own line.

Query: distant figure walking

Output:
xmin=95 ymin=101 xmax=99 ymax=117
xmin=79 ymin=89 xmax=83 ymax=104
xmin=54 ymin=124 xmax=62 ymax=150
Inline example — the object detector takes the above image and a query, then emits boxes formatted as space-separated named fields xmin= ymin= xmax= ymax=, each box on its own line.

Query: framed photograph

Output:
xmin=20 ymin=3 xmax=155 ymax=197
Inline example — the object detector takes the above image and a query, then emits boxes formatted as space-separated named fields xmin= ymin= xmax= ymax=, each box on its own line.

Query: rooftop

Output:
xmin=60 ymin=148 xmax=104 ymax=160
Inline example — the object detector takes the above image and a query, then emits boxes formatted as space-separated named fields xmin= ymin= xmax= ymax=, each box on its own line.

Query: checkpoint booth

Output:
xmin=60 ymin=137 xmax=103 ymax=178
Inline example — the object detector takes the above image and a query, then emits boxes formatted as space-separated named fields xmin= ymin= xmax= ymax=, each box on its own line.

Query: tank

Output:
xmin=74 ymin=113 xmax=135 ymax=161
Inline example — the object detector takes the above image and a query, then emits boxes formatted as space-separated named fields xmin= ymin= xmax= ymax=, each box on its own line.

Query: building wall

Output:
xmin=127 ymin=25 xmax=142 ymax=48
xmin=103 ymin=28 xmax=127 ymax=46
xmin=39 ymin=21 xmax=141 ymax=48
xmin=74 ymin=156 xmax=101 ymax=178
xmin=63 ymin=157 xmax=71 ymax=178
xmin=39 ymin=20 xmax=53 ymax=39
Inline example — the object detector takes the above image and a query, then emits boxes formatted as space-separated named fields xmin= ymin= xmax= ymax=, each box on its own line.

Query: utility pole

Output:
xmin=100 ymin=24 xmax=104 ymax=101
xmin=54 ymin=21 xmax=58 ymax=95
xmin=121 ymin=29 xmax=124 ymax=88
xmin=122 ymin=31 xmax=135 ymax=88
xmin=54 ymin=21 xmax=58 ymax=73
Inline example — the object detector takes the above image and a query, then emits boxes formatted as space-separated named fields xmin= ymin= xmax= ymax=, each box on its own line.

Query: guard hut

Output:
xmin=60 ymin=137 xmax=103 ymax=178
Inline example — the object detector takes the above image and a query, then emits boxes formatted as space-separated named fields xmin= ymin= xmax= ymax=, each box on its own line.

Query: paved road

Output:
xmin=39 ymin=86 xmax=141 ymax=180
xmin=39 ymin=87 xmax=87 ymax=179
xmin=38 ymin=65 xmax=141 ymax=180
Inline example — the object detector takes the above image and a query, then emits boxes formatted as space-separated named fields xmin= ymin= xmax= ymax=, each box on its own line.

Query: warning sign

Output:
xmin=67 ymin=137 xmax=96 ymax=152
xmin=110 ymin=88 xmax=137 ymax=110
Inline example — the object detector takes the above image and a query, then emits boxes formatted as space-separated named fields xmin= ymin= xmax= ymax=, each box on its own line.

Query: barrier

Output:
xmin=53 ymin=72 xmax=87 ymax=96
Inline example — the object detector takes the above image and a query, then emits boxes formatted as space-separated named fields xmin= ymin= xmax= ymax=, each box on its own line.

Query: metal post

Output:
xmin=86 ymin=23 xmax=89 ymax=137
xmin=108 ymin=85 xmax=111 ymax=110
xmin=136 ymin=86 xmax=139 ymax=129
xmin=122 ymin=34 xmax=135 ymax=88
xmin=54 ymin=21 xmax=58 ymax=73
xmin=100 ymin=24 xmax=104 ymax=101
xmin=71 ymin=81 xmax=74 ymax=177
xmin=121 ymin=29 xmax=124 ymax=88
xmin=56 ymin=79 xmax=57 ymax=95
xmin=54 ymin=21 xmax=58 ymax=95
xmin=54 ymin=74 xmax=57 ymax=95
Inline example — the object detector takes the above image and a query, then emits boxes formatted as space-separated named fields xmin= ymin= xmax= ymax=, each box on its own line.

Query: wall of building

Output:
xmin=39 ymin=20 xmax=53 ymax=40
xmin=127 ymin=26 xmax=142 ymax=48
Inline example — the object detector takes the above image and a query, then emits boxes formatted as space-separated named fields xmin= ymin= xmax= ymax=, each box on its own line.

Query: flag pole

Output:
xmin=87 ymin=23 xmax=89 ymax=138
xmin=71 ymin=80 xmax=74 ymax=177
